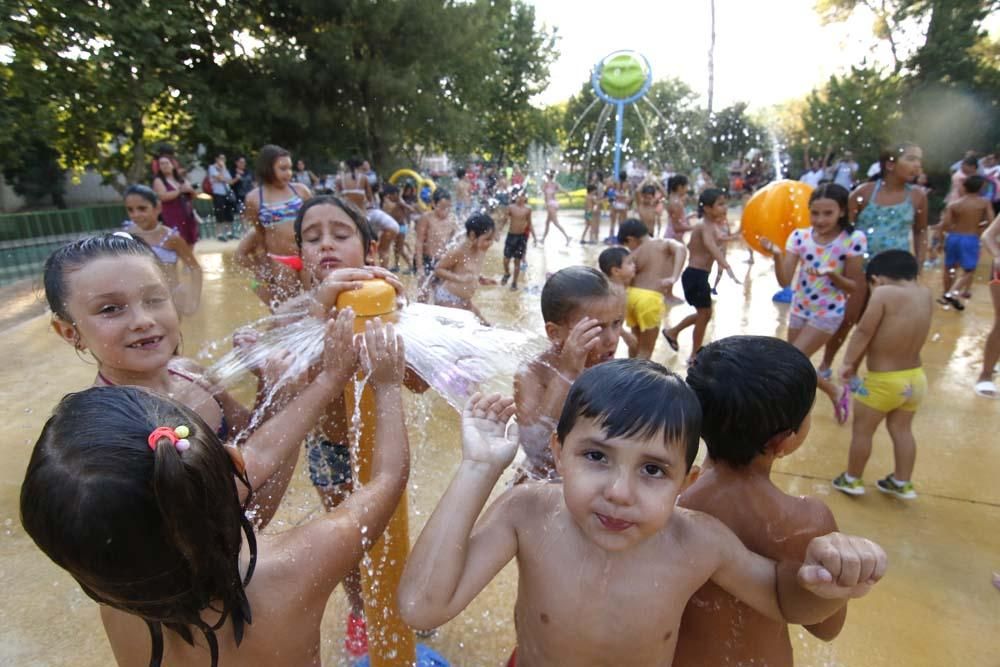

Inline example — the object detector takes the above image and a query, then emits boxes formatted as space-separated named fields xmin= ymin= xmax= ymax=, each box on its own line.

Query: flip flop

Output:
xmin=661 ymin=330 xmax=679 ymax=352
xmin=943 ymin=294 xmax=965 ymax=311
xmin=974 ymin=380 xmax=999 ymax=399
xmin=835 ymin=385 xmax=851 ymax=425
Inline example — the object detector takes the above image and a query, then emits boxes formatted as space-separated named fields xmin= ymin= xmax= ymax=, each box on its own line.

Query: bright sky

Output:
xmin=529 ymin=0 xmax=929 ymax=109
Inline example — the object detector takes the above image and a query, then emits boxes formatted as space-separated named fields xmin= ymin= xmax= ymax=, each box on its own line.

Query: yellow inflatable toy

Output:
xmin=388 ymin=169 xmax=436 ymax=212
xmin=741 ymin=180 xmax=813 ymax=255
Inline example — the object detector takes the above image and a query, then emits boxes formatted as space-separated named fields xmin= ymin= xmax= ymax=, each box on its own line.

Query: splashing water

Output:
xmin=204 ymin=303 xmax=548 ymax=412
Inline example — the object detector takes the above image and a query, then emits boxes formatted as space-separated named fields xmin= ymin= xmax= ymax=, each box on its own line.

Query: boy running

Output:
xmin=939 ymin=174 xmax=995 ymax=309
xmin=502 ymin=188 xmax=532 ymax=290
xmin=432 ymin=213 xmax=496 ymax=323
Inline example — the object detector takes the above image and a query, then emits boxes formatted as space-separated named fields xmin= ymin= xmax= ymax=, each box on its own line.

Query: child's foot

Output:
xmin=876 ymin=474 xmax=917 ymax=499
xmin=940 ymin=294 xmax=965 ymax=310
xmin=975 ymin=380 xmax=999 ymax=398
xmin=832 ymin=472 xmax=865 ymax=496
xmin=510 ymin=283 xmax=518 ymax=291
xmin=661 ymin=330 xmax=679 ymax=352
xmin=344 ymin=611 xmax=368 ymax=657
xmin=710 ymin=287 xmax=718 ymax=295
xmin=817 ymin=367 xmax=833 ymax=381
xmin=501 ymin=273 xmax=511 ymax=286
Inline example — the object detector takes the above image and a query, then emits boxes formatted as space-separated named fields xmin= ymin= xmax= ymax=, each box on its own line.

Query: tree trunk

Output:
xmin=123 ymin=114 xmax=146 ymax=191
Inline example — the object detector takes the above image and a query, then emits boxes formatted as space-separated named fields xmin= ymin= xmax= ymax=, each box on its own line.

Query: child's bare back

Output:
xmin=945 ymin=195 xmax=994 ymax=236
xmin=675 ymin=467 xmax=843 ymax=666
xmin=859 ymin=281 xmax=932 ymax=372
xmin=630 ymin=237 xmax=686 ymax=295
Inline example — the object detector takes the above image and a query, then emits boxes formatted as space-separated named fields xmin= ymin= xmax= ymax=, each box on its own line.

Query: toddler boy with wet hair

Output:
xmin=676 ymin=335 xmax=847 ymax=666
xmin=400 ymin=358 xmax=887 ymax=667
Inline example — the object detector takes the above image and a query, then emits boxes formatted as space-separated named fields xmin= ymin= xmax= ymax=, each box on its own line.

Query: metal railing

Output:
xmin=0 ymin=199 xmax=221 ymax=286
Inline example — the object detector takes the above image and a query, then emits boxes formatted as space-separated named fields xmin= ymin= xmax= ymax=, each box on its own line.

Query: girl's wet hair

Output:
xmin=465 ymin=213 xmax=495 ymax=238
xmin=20 ymin=385 xmax=257 ymax=667
xmin=293 ymin=194 xmax=375 ymax=251
xmin=43 ymin=233 xmax=160 ymax=322
xmin=809 ymin=182 xmax=853 ymax=233
xmin=125 ymin=184 xmax=159 ymax=207
xmin=876 ymin=142 xmax=919 ymax=180
xmin=540 ymin=265 xmax=614 ymax=324
xmin=255 ymin=144 xmax=291 ymax=184
xmin=556 ymin=359 xmax=702 ymax=471
xmin=686 ymin=336 xmax=816 ymax=467
xmin=697 ymin=188 xmax=725 ymax=218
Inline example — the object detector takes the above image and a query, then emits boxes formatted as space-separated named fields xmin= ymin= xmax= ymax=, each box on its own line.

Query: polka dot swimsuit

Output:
xmin=785 ymin=227 xmax=867 ymax=323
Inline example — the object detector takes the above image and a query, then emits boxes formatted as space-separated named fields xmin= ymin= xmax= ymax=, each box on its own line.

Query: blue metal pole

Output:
xmin=613 ymin=101 xmax=624 ymax=177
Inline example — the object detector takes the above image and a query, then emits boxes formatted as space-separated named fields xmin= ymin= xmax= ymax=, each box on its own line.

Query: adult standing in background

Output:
xmin=831 ymin=150 xmax=859 ymax=190
xmin=208 ymin=152 xmax=237 ymax=240
xmin=152 ymin=154 xmax=199 ymax=246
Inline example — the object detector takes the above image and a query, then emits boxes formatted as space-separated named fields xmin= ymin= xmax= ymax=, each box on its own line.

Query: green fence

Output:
xmin=0 ymin=199 xmax=219 ymax=286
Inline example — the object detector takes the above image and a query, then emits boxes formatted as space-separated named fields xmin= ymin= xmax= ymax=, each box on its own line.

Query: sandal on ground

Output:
xmin=834 ymin=385 xmax=851 ymax=425
xmin=661 ymin=330 xmax=679 ymax=352
xmin=975 ymin=380 xmax=999 ymax=398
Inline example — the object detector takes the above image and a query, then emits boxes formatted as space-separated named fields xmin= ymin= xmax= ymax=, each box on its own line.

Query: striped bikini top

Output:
xmin=258 ymin=184 xmax=304 ymax=227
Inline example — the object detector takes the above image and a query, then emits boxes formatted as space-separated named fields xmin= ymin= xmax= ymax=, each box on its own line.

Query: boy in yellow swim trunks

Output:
xmin=834 ymin=250 xmax=933 ymax=499
xmin=599 ymin=246 xmax=667 ymax=359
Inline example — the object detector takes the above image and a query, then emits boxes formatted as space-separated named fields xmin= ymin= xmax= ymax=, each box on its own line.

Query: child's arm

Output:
xmin=941 ymin=203 xmax=955 ymax=232
xmin=283 ymin=319 xmax=410 ymax=606
xmin=759 ymin=237 xmax=798 ymax=287
xmin=799 ymin=500 xmax=848 ymax=641
xmin=984 ymin=200 xmax=996 ymax=227
xmin=168 ymin=235 xmax=203 ymax=315
xmin=413 ymin=214 xmax=428 ymax=262
xmin=840 ymin=289 xmax=887 ymax=381
xmin=911 ymin=187 xmax=929 ymax=266
xmin=399 ymin=394 xmax=520 ymax=630
xmin=661 ymin=239 xmax=687 ymax=288
xmin=983 ymin=213 xmax=1000 ymax=259
xmin=703 ymin=224 xmax=739 ymax=283
xmin=822 ymin=255 xmax=863 ymax=295
xmin=704 ymin=514 xmax=886 ymax=626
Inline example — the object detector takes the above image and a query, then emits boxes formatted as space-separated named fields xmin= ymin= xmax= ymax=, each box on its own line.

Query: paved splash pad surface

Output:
xmin=0 ymin=211 xmax=998 ymax=665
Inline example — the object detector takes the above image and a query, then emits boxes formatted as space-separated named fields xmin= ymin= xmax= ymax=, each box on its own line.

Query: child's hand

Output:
xmin=362 ymin=318 xmax=405 ymax=388
xmin=461 ymin=393 xmax=518 ymax=469
xmin=364 ymin=266 xmax=406 ymax=298
xmin=320 ymin=307 xmax=359 ymax=388
xmin=798 ymin=533 xmax=887 ymax=599
xmin=233 ymin=326 xmax=260 ymax=351
xmin=839 ymin=363 xmax=858 ymax=383
xmin=660 ymin=276 xmax=677 ymax=288
xmin=724 ymin=264 xmax=742 ymax=285
xmin=759 ymin=238 xmax=780 ymax=256
xmin=314 ymin=268 xmax=375 ymax=314
xmin=558 ymin=317 xmax=602 ymax=376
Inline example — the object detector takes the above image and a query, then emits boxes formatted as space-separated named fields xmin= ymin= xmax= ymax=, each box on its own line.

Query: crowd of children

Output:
xmin=17 ymin=137 xmax=1000 ymax=667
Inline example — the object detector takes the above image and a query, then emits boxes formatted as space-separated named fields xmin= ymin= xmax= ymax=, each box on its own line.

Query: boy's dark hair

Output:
xmin=255 ymin=144 xmax=291 ymax=184
xmin=598 ymin=246 xmax=629 ymax=276
xmin=963 ymin=174 xmax=985 ymax=194
xmin=557 ymin=359 xmax=702 ymax=471
xmin=809 ymin=183 xmax=853 ymax=233
xmin=697 ymin=188 xmax=725 ymax=218
xmin=433 ymin=188 xmax=451 ymax=204
xmin=293 ymin=195 xmax=375 ymax=252
xmin=382 ymin=183 xmax=399 ymax=196
xmin=465 ymin=212 xmax=495 ymax=238
xmin=44 ymin=233 xmax=160 ymax=322
xmin=586 ymin=183 xmax=597 ymax=193
xmin=686 ymin=336 xmax=816 ymax=467
xmin=668 ymin=174 xmax=688 ymax=192
xmin=540 ymin=266 xmax=614 ymax=324
xmin=456 ymin=167 xmax=466 ymax=179
xmin=866 ymin=249 xmax=918 ymax=282
xmin=20 ymin=386 xmax=257 ymax=667
xmin=616 ymin=218 xmax=649 ymax=244
xmin=641 ymin=184 xmax=656 ymax=195
xmin=618 ymin=170 xmax=627 ymax=182
xmin=962 ymin=156 xmax=979 ymax=169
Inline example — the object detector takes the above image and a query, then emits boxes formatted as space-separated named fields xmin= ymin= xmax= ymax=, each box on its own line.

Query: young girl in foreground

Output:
xmin=43 ymin=232 xmax=336 ymax=527
xmin=514 ymin=266 xmax=625 ymax=481
xmin=761 ymin=183 xmax=866 ymax=423
xmin=21 ymin=317 xmax=408 ymax=667
xmin=122 ymin=184 xmax=203 ymax=315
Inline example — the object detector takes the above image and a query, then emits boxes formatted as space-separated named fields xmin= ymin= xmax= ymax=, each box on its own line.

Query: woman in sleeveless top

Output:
xmin=235 ymin=144 xmax=312 ymax=308
xmin=336 ymin=157 xmax=373 ymax=210
xmin=152 ymin=155 xmax=200 ymax=246
xmin=819 ymin=143 xmax=927 ymax=375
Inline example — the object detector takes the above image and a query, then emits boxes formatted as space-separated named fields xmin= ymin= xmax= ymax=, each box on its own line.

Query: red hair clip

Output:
xmin=147 ymin=425 xmax=191 ymax=452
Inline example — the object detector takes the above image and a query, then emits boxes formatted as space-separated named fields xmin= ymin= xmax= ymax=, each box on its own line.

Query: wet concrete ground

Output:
xmin=0 ymin=210 xmax=998 ymax=666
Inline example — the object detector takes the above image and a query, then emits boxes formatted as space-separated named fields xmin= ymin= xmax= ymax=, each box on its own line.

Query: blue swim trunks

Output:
xmin=944 ymin=233 xmax=981 ymax=271
xmin=306 ymin=436 xmax=352 ymax=488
